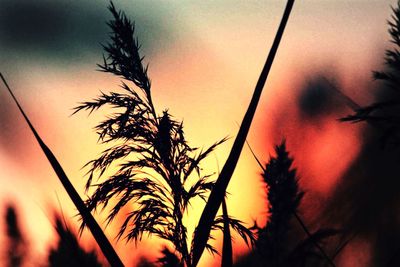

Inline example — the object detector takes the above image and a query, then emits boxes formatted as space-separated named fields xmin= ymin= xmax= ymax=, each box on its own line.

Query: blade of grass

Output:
xmin=0 ymin=73 xmax=124 ymax=267
xmin=191 ymin=1 xmax=296 ymax=265
xmin=221 ymin=198 xmax=233 ymax=267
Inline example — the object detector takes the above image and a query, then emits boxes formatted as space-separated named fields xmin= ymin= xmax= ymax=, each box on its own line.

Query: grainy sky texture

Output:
xmin=0 ymin=1 xmax=397 ymax=266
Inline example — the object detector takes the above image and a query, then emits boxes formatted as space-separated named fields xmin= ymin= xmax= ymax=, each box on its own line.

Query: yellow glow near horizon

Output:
xmin=0 ymin=1 xmax=396 ymax=266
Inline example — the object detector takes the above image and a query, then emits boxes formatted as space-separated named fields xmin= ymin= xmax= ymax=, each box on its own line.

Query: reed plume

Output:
xmin=248 ymin=141 xmax=339 ymax=267
xmin=256 ymin=141 xmax=303 ymax=266
xmin=75 ymin=2 xmax=253 ymax=266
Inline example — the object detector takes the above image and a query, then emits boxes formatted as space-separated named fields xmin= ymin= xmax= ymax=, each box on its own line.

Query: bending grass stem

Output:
xmin=0 ymin=73 xmax=124 ymax=267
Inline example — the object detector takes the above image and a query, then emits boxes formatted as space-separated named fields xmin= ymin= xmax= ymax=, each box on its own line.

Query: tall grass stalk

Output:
xmin=191 ymin=1 xmax=296 ymax=265
xmin=74 ymin=3 xmax=254 ymax=266
xmin=0 ymin=73 xmax=124 ymax=267
xmin=221 ymin=198 xmax=233 ymax=267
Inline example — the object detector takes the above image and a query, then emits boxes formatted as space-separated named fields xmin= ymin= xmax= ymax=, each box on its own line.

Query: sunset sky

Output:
xmin=0 ymin=0 xmax=396 ymax=266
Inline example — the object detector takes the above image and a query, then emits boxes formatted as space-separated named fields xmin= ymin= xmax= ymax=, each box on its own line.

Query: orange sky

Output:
xmin=0 ymin=1 xmax=397 ymax=266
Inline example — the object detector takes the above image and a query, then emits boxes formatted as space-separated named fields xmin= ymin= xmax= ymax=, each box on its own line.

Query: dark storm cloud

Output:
xmin=297 ymin=75 xmax=346 ymax=119
xmin=0 ymin=0 xmax=177 ymax=63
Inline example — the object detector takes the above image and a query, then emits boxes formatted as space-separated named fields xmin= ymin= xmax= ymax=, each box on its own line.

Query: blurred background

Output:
xmin=0 ymin=0 xmax=395 ymax=266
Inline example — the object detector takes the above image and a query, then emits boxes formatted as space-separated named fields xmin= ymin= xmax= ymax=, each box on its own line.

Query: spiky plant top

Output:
xmin=342 ymin=1 xmax=400 ymax=145
xmin=49 ymin=216 xmax=103 ymax=267
xmin=257 ymin=141 xmax=303 ymax=265
xmin=74 ymin=3 xmax=253 ymax=266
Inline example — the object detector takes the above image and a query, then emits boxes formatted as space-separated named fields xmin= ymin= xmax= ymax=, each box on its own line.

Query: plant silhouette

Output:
xmin=235 ymin=142 xmax=340 ymax=267
xmin=4 ymin=0 xmax=392 ymax=265
xmin=137 ymin=257 xmax=156 ymax=267
xmin=48 ymin=215 xmax=103 ymax=267
xmin=319 ymin=2 xmax=400 ymax=266
xmin=2 ymin=205 xmax=109 ymax=267
xmin=221 ymin=198 xmax=233 ymax=267
xmin=157 ymin=247 xmax=183 ymax=267
xmin=342 ymin=1 xmax=400 ymax=146
xmin=75 ymin=2 xmax=254 ymax=266
xmin=191 ymin=1 xmax=296 ymax=265
xmin=4 ymin=204 xmax=27 ymax=267
xmin=256 ymin=141 xmax=304 ymax=266
xmin=0 ymin=72 xmax=123 ymax=267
